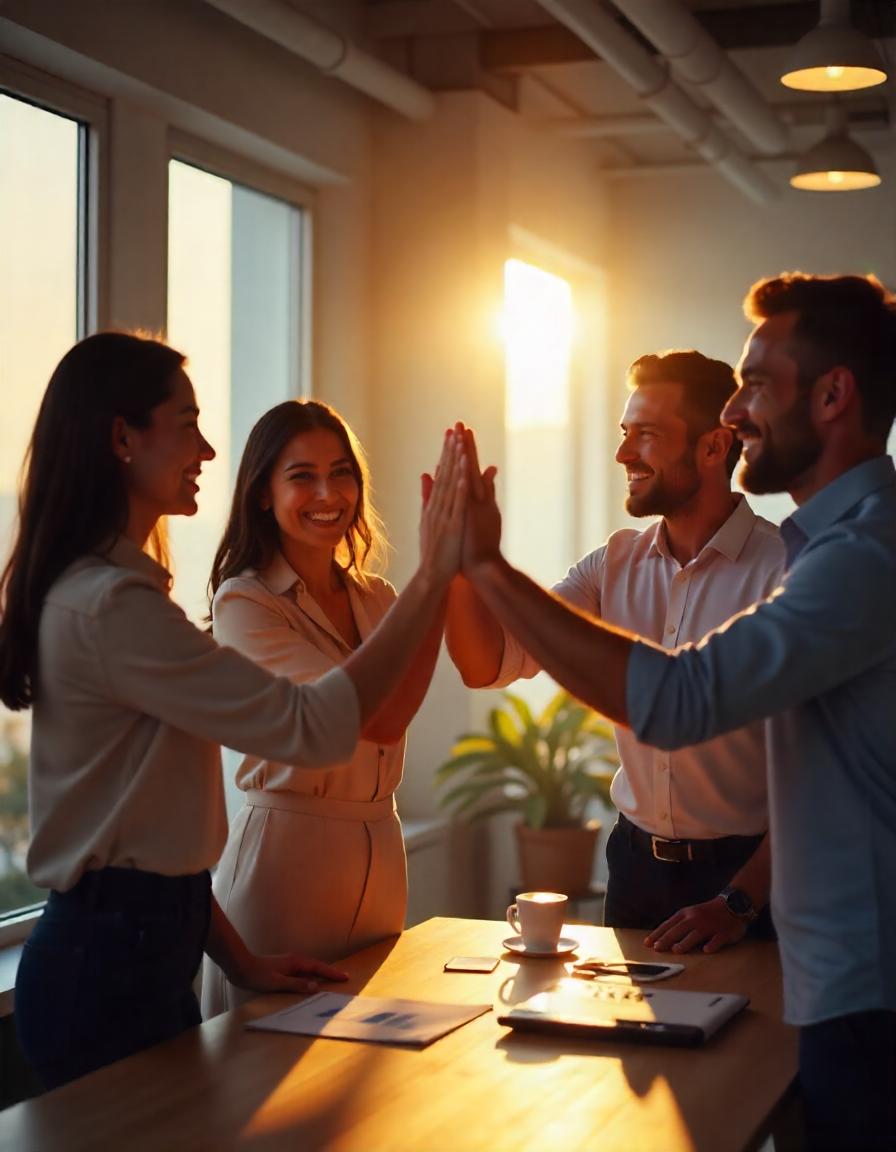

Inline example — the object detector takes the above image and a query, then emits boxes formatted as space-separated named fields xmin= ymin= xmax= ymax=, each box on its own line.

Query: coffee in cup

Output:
xmin=505 ymin=891 xmax=568 ymax=951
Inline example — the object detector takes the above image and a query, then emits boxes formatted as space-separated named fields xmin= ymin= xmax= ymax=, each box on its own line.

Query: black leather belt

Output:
xmin=618 ymin=814 xmax=763 ymax=865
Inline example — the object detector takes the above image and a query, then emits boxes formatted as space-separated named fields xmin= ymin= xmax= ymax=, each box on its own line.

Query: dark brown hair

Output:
xmin=209 ymin=399 xmax=386 ymax=601
xmin=627 ymin=349 xmax=741 ymax=476
xmin=0 ymin=332 xmax=185 ymax=709
xmin=744 ymin=272 xmax=896 ymax=440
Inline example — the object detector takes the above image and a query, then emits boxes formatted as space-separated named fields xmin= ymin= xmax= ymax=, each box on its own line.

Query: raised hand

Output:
xmin=454 ymin=424 xmax=501 ymax=574
xmin=419 ymin=429 xmax=467 ymax=584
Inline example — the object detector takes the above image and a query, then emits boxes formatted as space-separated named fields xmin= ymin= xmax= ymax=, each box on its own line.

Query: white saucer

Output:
xmin=502 ymin=935 xmax=579 ymax=959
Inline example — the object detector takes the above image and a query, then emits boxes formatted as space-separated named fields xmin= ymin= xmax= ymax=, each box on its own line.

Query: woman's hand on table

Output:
xmin=232 ymin=951 xmax=349 ymax=996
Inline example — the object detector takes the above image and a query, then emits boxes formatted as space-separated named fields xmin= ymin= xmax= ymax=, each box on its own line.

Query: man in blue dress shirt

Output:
xmin=460 ymin=273 xmax=896 ymax=1150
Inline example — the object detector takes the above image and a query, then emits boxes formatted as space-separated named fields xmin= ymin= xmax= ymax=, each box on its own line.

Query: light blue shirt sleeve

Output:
xmin=628 ymin=519 xmax=896 ymax=750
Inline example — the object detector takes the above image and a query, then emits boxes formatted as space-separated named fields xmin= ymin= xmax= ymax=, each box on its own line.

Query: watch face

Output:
xmin=724 ymin=887 xmax=754 ymax=917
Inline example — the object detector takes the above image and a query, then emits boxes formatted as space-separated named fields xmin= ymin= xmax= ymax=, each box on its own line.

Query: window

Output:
xmin=0 ymin=92 xmax=87 ymax=917
xmin=501 ymin=257 xmax=578 ymax=713
xmin=166 ymin=158 xmax=307 ymax=624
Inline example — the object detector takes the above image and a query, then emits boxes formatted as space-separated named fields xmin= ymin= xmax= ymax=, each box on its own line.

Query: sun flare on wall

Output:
xmin=502 ymin=258 xmax=576 ymax=712
xmin=503 ymin=259 xmax=574 ymax=430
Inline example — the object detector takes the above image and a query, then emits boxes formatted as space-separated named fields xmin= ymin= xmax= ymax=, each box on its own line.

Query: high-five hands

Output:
xmin=454 ymin=422 xmax=501 ymax=575
xmin=421 ymin=422 xmax=502 ymax=581
xmin=419 ymin=428 xmax=467 ymax=585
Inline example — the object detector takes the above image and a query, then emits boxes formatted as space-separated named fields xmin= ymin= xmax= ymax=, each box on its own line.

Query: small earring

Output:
xmin=123 ymin=455 xmax=132 ymax=464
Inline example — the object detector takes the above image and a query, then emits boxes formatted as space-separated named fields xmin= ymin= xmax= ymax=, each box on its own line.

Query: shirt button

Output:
xmin=666 ymin=625 xmax=676 ymax=635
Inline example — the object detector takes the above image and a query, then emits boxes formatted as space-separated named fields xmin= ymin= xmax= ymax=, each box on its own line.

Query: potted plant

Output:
xmin=436 ymin=690 xmax=619 ymax=897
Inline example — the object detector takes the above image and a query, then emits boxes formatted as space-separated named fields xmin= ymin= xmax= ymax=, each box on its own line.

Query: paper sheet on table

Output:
xmin=246 ymin=992 xmax=491 ymax=1047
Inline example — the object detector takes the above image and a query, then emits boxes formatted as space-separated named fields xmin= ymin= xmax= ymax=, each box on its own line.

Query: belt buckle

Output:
xmin=650 ymin=835 xmax=693 ymax=863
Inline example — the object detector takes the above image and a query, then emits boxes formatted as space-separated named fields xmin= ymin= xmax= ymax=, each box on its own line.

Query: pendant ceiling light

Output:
xmin=791 ymin=103 xmax=881 ymax=190
xmin=781 ymin=0 xmax=888 ymax=92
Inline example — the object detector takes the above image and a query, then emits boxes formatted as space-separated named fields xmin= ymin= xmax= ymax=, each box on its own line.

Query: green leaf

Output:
xmin=524 ymin=793 xmax=548 ymax=829
xmin=448 ymin=736 xmax=499 ymax=757
xmin=503 ymin=692 xmax=537 ymax=735
xmin=489 ymin=707 xmax=522 ymax=748
xmin=435 ymin=750 xmax=505 ymax=782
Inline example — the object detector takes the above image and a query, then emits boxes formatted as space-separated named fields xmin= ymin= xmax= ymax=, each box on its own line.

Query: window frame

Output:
xmin=167 ymin=129 xmax=315 ymax=398
xmin=0 ymin=60 xmax=107 ymax=941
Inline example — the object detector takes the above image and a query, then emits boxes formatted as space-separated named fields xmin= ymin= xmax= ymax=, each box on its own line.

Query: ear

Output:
xmin=814 ymin=366 xmax=856 ymax=424
xmin=110 ymin=415 xmax=133 ymax=465
xmin=701 ymin=426 xmax=734 ymax=470
xmin=258 ymin=486 xmax=272 ymax=512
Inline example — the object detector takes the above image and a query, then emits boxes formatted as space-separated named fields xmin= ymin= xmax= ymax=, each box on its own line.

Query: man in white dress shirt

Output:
xmin=447 ymin=349 xmax=785 ymax=952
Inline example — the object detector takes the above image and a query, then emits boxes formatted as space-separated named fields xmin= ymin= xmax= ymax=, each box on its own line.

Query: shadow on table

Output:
xmin=7 ymin=938 xmax=402 ymax=1152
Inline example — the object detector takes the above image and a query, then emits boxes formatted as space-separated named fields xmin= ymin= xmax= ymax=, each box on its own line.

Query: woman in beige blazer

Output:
xmin=202 ymin=400 xmax=445 ymax=1015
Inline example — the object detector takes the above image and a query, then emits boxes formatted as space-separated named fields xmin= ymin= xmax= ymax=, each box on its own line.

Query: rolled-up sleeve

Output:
xmin=629 ymin=523 xmax=896 ymax=750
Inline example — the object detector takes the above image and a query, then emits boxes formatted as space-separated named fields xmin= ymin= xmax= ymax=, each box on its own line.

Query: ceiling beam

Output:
xmin=370 ymin=2 xmax=895 ymax=72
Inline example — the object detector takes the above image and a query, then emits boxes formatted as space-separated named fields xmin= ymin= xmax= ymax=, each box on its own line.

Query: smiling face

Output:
xmin=616 ymin=382 xmax=703 ymax=518
xmin=723 ymin=312 xmax=823 ymax=497
xmin=120 ymin=368 xmax=215 ymax=524
xmin=263 ymin=428 xmax=361 ymax=558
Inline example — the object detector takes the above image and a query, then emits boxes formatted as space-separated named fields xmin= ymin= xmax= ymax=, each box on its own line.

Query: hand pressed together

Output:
xmin=419 ymin=428 xmax=467 ymax=585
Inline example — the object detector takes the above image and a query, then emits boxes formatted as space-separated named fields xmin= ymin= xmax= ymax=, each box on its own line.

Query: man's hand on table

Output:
xmin=645 ymin=895 xmax=748 ymax=954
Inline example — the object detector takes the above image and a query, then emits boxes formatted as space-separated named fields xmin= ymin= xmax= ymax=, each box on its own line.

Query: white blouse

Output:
xmin=27 ymin=536 xmax=360 ymax=891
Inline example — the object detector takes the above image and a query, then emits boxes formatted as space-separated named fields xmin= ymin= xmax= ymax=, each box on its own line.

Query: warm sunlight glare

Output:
xmin=167 ymin=160 xmax=233 ymax=621
xmin=503 ymin=259 xmax=573 ymax=429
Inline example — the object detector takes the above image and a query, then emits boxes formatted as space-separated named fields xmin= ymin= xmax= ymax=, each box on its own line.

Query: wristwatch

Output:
xmin=719 ymin=885 xmax=759 ymax=922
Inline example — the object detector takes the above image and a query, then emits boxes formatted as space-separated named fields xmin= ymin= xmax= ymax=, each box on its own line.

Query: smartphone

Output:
xmin=443 ymin=956 xmax=500 ymax=973
xmin=571 ymin=959 xmax=684 ymax=983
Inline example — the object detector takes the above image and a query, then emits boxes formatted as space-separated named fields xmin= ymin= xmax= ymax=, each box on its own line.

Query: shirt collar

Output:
xmin=782 ymin=455 xmax=896 ymax=565
xmin=103 ymin=535 xmax=172 ymax=592
xmin=648 ymin=493 xmax=758 ymax=565
xmin=257 ymin=550 xmax=363 ymax=602
xmin=257 ymin=550 xmax=303 ymax=597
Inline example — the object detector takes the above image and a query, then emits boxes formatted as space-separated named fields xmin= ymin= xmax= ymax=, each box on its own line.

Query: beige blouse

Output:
xmin=213 ymin=552 xmax=403 ymax=799
xmin=27 ymin=537 xmax=360 ymax=892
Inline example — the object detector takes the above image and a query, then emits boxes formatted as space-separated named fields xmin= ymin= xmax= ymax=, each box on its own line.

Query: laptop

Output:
xmin=496 ymin=979 xmax=749 ymax=1048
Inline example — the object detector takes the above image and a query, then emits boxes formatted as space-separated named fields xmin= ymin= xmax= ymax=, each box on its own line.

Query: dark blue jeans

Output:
xmin=15 ymin=867 xmax=211 ymax=1090
xmin=799 ymin=1010 xmax=896 ymax=1150
xmin=604 ymin=817 xmax=776 ymax=939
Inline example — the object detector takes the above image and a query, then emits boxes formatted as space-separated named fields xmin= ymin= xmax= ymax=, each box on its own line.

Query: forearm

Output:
xmin=444 ymin=575 xmax=505 ymax=687
xmin=727 ymin=833 xmax=771 ymax=910
xmin=469 ymin=556 xmax=633 ymax=724
xmin=205 ymin=896 xmax=252 ymax=981
xmin=343 ymin=569 xmax=449 ymax=726
xmin=362 ymin=600 xmax=447 ymax=743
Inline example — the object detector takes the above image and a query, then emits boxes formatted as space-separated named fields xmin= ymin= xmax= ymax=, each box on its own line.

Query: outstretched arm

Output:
xmin=342 ymin=431 xmax=466 ymax=726
xmin=462 ymin=461 xmax=634 ymax=725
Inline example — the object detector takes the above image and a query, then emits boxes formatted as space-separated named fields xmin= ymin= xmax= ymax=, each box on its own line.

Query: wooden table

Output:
xmin=0 ymin=918 xmax=797 ymax=1151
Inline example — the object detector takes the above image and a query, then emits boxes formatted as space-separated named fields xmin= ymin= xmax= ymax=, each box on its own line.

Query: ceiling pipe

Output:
xmin=552 ymin=103 xmax=890 ymax=139
xmin=205 ymin=0 xmax=435 ymax=121
xmin=535 ymin=0 xmax=777 ymax=203
xmin=611 ymin=0 xmax=790 ymax=155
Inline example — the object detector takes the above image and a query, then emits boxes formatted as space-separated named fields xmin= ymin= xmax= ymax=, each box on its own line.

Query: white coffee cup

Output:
xmin=505 ymin=891 xmax=568 ymax=951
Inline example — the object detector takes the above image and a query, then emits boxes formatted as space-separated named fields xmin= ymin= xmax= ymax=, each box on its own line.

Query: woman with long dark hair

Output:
xmin=202 ymin=399 xmax=447 ymax=1015
xmin=0 ymin=333 xmax=465 ymax=1088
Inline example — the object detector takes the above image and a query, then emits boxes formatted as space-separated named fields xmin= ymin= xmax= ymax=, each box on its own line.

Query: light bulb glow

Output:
xmin=781 ymin=64 xmax=887 ymax=91
xmin=790 ymin=168 xmax=881 ymax=191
